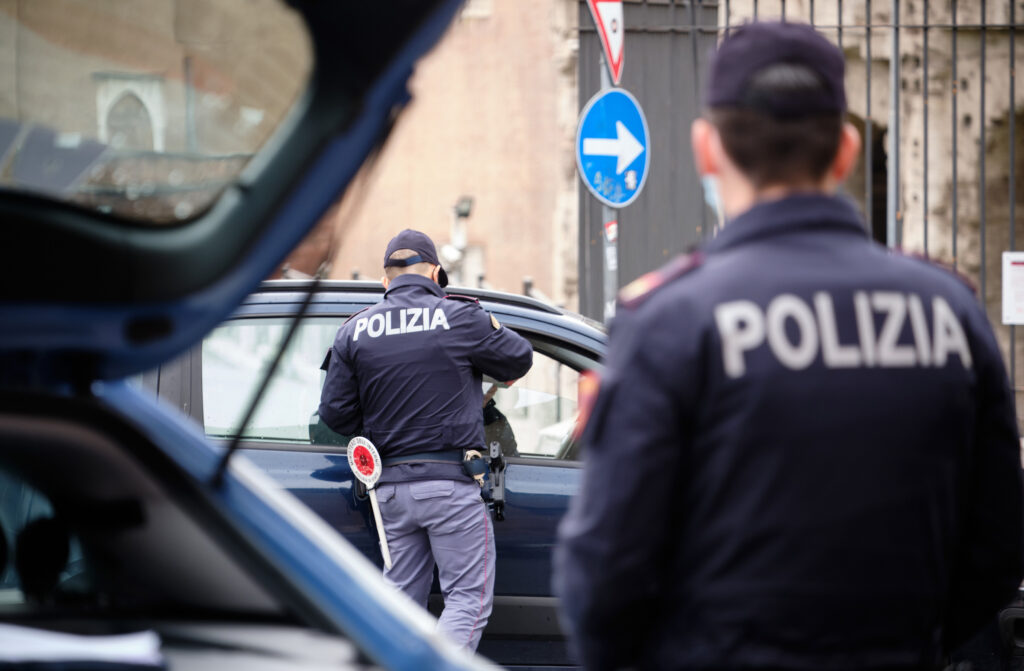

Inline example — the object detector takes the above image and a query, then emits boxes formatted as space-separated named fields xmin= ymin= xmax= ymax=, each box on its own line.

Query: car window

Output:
xmin=0 ymin=2 xmax=311 ymax=223
xmin=202 ymin=316 xmax=586 ymax=460
xmin=0 ymin=434 xmax=287 ymax=621
xmin=484 ymin=350 xmax=580 ymax=461
xmin=203 ymin=317 xmax=340 ymax=442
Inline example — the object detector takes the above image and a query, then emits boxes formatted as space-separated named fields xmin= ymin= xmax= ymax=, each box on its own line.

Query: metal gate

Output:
xmin=577 ymin=0 xmax=1024 ymax=425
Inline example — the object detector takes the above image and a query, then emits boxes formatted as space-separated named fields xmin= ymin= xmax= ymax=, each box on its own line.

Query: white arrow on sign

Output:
xmin=582 ymin=121 xmax=643 ymax=175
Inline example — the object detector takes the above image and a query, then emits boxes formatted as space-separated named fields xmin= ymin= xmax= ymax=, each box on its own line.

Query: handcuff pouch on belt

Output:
xmin=462 ymin=449 xmax=493 ymax=501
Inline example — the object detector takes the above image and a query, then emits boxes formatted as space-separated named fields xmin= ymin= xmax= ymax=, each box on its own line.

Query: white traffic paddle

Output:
xmin=347 ymin=436 xmax=392 ymax=570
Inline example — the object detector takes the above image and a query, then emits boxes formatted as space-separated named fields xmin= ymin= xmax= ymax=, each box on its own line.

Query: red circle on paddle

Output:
xmin=351 ymin=444 xmax=376 ymax=477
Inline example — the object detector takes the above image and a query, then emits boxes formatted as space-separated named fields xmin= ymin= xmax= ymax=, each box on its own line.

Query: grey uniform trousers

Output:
xmin=375 ymin=478 xmax=496 ymax=651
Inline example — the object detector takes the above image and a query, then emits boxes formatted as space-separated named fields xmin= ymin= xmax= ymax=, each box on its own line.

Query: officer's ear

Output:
xmin=431 ymin=265 xmax=441 ymax=285
xmin=381 ymin=275 xmax=390 ymax=289
xmin=828 ymin=122 xmax=862 ymax=185
xmin=691 ymin=117 xmax=720 ymax=177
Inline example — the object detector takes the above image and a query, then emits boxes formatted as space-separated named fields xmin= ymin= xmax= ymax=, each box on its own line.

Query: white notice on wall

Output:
xmin=1002 ymin=252 xmax=1024 ymax=324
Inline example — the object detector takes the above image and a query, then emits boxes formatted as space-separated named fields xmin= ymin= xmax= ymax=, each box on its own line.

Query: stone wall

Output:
xmin=288 ymin=0 xmax=581 ymax=308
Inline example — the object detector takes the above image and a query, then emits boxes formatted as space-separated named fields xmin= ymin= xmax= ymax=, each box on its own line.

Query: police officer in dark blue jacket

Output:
xmin=555 ymin=22 xmax=1023 ymax=671
xmin=319 ymin=229 xmax=532 ymax=651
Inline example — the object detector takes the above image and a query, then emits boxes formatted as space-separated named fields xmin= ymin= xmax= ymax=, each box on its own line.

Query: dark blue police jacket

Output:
xmin=555 ymin=194 xmax=1024 ymax=670
xmin=319 ymin=273 xmax=533 ymax=484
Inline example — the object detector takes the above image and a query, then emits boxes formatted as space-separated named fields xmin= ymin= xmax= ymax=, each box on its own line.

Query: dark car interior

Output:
xmin=0 ymin=394 xmax=370 ymax=670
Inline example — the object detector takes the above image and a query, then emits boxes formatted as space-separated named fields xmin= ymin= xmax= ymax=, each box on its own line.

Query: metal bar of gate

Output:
xmin=837 ymin=0 xmax=842 ymax=59
xmin=690 ymin=0 xmax=708 ymax=240
xmin=980 ymin=0 xmax=987 ymax=307
xmin=951 ymin=0 xmax=958 ymax=270
xmin=923 ymin=0 xmax=929 ymax=256
xmin=888 ymin=0 xmax=901 ymax=248
xmin=1012 ymin=0 xmax=1018 ymax=388
xmin=866 ymin=0 xmax=873 ymax=231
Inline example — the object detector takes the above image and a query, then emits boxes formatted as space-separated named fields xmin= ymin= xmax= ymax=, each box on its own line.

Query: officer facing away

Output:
xmin=319 ymin=229 xmax=532 ymax=650
xmin=555 ymin=21 xmax=1023 ymax=671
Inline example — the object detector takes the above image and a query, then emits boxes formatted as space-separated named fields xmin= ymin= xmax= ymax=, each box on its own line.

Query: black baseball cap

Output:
xmin=383 ymin=229 xmax=449 ymax=287
xmin=705 ymin=21 xmax=847 ymax=118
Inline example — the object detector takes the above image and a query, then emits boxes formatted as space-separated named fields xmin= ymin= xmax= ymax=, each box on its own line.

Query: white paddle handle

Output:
xmin=368 ymin=487 xmax=392 ymax=570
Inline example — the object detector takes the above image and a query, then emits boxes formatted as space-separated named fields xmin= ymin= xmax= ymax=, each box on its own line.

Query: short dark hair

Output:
xmin=709 ymin=63 xmax=843 ymax=188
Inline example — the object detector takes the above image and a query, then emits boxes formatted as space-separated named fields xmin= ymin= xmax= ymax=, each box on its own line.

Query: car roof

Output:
xmin=240 ymin=280 xmax=608 ymax=356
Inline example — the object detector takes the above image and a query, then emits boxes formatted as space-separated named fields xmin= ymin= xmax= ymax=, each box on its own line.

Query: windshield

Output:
xmin=0 ymin=1 xmax=311 ymax=224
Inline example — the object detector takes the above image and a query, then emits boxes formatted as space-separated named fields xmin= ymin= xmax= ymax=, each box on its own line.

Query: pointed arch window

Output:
xmin=106 ymin=93 xmax=154 ymax=151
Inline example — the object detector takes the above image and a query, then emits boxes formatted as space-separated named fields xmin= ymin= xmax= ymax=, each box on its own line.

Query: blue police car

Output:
xmin=142 ymin=279 xmax=607 ymax=668
xmin=0 ymin=0 xmax=503 ymax=668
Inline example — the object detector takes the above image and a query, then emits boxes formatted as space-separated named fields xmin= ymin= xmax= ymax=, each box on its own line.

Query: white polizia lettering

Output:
xmin=352 ymin=308 xmax=452 ymax=341
xmin=406 ymin=308 xmax=423 ymax=332
xmin=814 ymin=292 xmax=861 ymax=367
xmin=932 ymin=296 xmax=973 ymax=368
xmin=714 ymin=292 xmax=973 ymax=378
xmin=367 ymin=314 xmax=385 ymax=338
xmin=714 ymin=300 xmax=765 ymax=378
xmin=429 ymin=308 xmax=451 ymax=331
xmin=766 ymin=294 xmax=818 ymax=371
xmin=906 ymin=294 xmax=933 ymax=366
xmin=873 ymin=292 xmax=916 ymax=367
xmin=352 ymin=317 xmax=369 ymax=341
xmin=853 ymin=291 xmax=877 ymax=366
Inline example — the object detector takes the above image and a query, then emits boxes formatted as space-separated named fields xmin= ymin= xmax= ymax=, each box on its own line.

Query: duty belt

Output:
xmin=381 ymin=449 xmax=464 ymax=467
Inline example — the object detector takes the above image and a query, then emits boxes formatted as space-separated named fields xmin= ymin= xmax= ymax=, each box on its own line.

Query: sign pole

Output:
xmin=599 ymin=54 xmax=618 ymax=322
xmin=577 ymin=0 xmax=647 ymax=324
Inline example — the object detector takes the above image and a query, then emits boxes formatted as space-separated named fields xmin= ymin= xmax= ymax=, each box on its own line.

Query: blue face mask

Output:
xmin=701 ymin=175 xmax=725 ymax=232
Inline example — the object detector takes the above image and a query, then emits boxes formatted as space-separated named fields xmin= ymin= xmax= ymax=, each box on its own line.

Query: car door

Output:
xmin=147 ymin=296 xmax=603 ymax=664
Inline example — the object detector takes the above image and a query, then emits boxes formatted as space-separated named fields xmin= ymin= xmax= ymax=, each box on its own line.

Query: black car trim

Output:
xmin=221 ymin=307 xmax=606 ymax=362
xmin=256 ymin=280 xmax=565 ymax=316
xmin=504 ymin=456 xmax=584 ymax=470
xmin=224 ymin=441 xmax=347 ymax=454
xmin=428 ymin=595 xmax=565 ymax=639
xmin=214 ymin=442 xmax=588 ymax=471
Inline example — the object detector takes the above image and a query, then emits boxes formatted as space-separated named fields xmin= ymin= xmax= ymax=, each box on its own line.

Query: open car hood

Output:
xmin=0 ymin=1 xmax=463 ymax=386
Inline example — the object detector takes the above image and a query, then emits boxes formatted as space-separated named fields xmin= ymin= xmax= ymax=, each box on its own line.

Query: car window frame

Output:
xmin=167 ymin=307 xmax=602 ymax=465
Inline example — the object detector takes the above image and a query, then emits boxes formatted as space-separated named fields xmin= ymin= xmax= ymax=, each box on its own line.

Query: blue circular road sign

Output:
xmin=576 ymin=88 xmax=650 ymax=209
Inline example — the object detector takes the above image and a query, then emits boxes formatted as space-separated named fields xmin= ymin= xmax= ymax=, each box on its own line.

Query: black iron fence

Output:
xmin=578 ymin=0 xmax=1024 ymax=425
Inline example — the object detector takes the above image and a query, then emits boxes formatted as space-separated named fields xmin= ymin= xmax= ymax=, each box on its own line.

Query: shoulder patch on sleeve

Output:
xmin=571 ymin=370 xmax=601 ymax=442
xmin=618 ymin=252 xmax=704 ymax=309
xmin=444 ymin=293 xmax=481 ymax=305
xmin=343 ymin=307 xmax=370 ymax=324
xmin=896 ymin=250 xmax=977 ymax=295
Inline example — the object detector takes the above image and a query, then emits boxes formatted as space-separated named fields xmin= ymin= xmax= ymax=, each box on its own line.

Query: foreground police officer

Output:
xmin=555 ymin=21 xmax=1023 ymax=671
xmin=319 ymin=229 xmax=533 ymax=650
